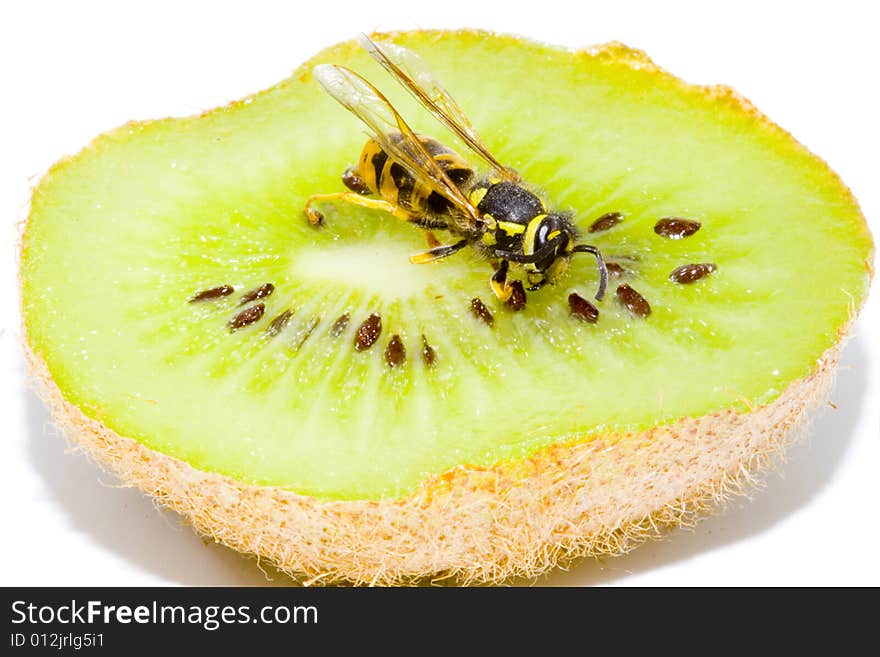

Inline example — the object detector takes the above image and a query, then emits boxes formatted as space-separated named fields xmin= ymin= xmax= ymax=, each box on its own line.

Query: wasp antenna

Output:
xmin=572 ymin=244 xmax=608 ymax=301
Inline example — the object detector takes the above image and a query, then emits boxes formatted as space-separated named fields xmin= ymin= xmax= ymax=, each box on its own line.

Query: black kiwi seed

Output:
xmin=605 ymin=262 xmax=627 ymax=277
xmin=355 ymin=313 xmax=382 ymax=351
xmin=670 ymin=263 xmax=717 ymax=284
xmin=568 ymin=292 xmax=599 ymax=323
xmin=265 ymin=309 xmax=293 ymax=337
xmin=588 ymin=211 xmax=624 ymax=233
xmin=616 ymin=284 xmax=651 ymax=317
xmin=330 ymin=313 xmax=351 ymax=337
xmin=421 ymin=334 xmax=436 ymax=367
xmin=654 ymin=217 xmax=701 ymax=239
xmin=470 ymin=298 xmax=494 ymax=326
xmin=384 ymin=335 xmax=406 ymax=368
xmin=506 ymin=280 xmax=527 ymax=311
xmin=229 ymin=303 xmax=265 ymax=330
xmin=240 ymin=283 xmax=275 ymax=305
xmin=189 ymin=284 xmax=233 ymax=302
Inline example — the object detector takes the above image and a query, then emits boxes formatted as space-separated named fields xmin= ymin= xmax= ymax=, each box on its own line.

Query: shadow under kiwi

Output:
xmin=24 ymin=385 xmax=298 ymax=586
xmin=524 ymin=332 xmax=869 ymax=586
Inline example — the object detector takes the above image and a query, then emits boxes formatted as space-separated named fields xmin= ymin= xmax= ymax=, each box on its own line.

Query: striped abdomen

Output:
xmin=354 ymin=133 xmax=473 ymax=216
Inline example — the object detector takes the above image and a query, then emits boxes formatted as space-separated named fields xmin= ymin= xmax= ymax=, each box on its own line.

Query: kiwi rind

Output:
xmin=23 ymin=337 xmax=840 ymax=585
xmin=20 ymin=31 xmax=872 ymax=584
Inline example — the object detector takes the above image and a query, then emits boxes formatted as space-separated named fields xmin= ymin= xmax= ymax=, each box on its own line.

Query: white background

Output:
xmin=1 ymin=0 xmax=877 ymax=586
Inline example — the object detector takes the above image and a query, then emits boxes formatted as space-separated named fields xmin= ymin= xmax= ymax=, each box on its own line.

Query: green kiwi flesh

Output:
xmin=21 ymin=32 xmax=873 ymax=501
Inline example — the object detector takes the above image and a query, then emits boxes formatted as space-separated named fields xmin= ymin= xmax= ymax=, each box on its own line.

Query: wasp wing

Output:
xmin=358 ymin=34 xmax=518 ymax=182
xmin=312 ymin=63 xmax=482 ymax=227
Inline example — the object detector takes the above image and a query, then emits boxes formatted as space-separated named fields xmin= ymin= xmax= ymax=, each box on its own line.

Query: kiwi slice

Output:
xmin=21 ymin=31 xmax=873 ymax=585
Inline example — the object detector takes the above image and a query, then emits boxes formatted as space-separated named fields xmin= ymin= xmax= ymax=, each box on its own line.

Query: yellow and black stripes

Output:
xmin=353 ymin=135 xmax=473 ymax=217
xmin=522 ymin=214 xmax=548 ymax=259
xmin=353 ymin=142 xmax=387 ymax=194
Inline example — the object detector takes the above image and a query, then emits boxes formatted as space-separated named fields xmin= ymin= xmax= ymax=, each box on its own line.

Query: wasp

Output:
xmin=304 ymin=35 xmax=608 ymax=303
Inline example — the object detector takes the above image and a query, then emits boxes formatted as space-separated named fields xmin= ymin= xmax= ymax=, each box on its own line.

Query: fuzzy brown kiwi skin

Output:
xmin=23 ymin=335 xmax=843 ymax=586
xmin=20 ymin=32 xmax=874 ymax=585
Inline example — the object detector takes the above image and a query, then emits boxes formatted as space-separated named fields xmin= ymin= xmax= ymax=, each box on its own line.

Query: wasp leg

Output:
xmin=409 ymin=239 xmax=469 ymax=264
xmin=489 ymin=259 xmax=514 ymax=302
xmin=303 ymin=193 xmax=413 ymax=225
